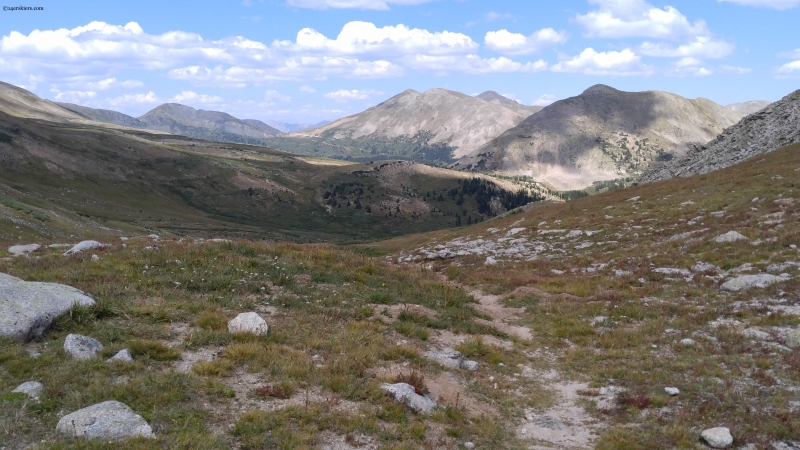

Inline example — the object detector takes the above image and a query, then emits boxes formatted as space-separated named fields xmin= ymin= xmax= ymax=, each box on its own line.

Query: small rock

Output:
xmin=464 ymin=443 xmax=475 ymax=449
xmin=381 ymin=382 xmax=436 ymax=415
xmin=106 ymin=349 xmax=133 ymax=363
xmin=701 ymin=427 xmax=733 ymax=448
xmin=56 ymin=400 xmax=155 ymax=441
xmin=714 ymin=231 xmax=748 ymax=243
xmin=91 ymin=254 xmax=100 ymax=261
xmin=742 ymin=328 xmax=770 ymax=340
xmin=12 ymin=381 xmax=43 ymax=401
xmin=461 ymin=360 xmax=480 ymax=371
xmin=664 ymin=387 xmax=679 ymax=396
xmin=680 ymin=338 xmax=696 ymax=346
xmin=786 ymin=329 xmax=800 ymax=348
xmin=424 ymin=350 xmax=478 ymax=371
xmin=771 ymin=440 xmax=800 ymax=450
xmin=64 ymin=334 xmax=103 ymax=360
xmin=8 ymin=244 xmax=40 ymax=256
xmin=506 ymin=228 xmax=526 ymax=237
xmin=63 ymin=240 xmax=104 ymax=256
xmin=485 ymin=256 xmax=498 ymax=265
xmin=720 ymin=274 xmax=787 ymax=292
xmin=227 ymin=312 xmax=269 ymax=336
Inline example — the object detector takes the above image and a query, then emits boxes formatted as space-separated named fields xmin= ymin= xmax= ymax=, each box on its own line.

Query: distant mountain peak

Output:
xmin=581 ymin=84 xmax=620 ymax=96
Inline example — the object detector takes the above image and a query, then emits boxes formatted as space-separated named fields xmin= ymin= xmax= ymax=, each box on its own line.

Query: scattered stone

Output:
xmin=786 ymin=329 xmax=800 ymax=348
xmin=56 ymin=400 xmax=155 ymax=441
xmin=227 ymin=312 xmax=269 ymax=336
xmin=381 ymin=383 xmax=436 ymax=415
xmin=693 ymin=262 xmax=719 ymax=272
xmin=424 ymin=350 xmax=479 ymax=371
xmin=91 ymin=254 xmax=100 ymax=261
xmin=626 ymin=196 xmax=640 ymax=202
xmin=720 ymin=274 xmax=788 ymax=292
xmin=12 ymin=381 xmax=43 ymax=401
xmin=551 ymin=269 xmax=564 ymax=275
xmin=106 ymin=349 xmax=133 ymax=363
xmin=26 ymin=348 xmax=41 ymax=358
xmin=464 ymin=442 xmax=475 ymax=449
xmin=664 ymin=387 xmax=679 ymax=396
xmin=0 ymin=272 xmax=96 ymax=341
xmin=701 ymin=427 xmax=733 ymax=448
xmin=485 ymin=256 xmax=498 ymax=265
xmin=771 ymin=441 xmax=800 ymax=450
xmin=714 ymin=231 xmax=748 ymax=243
xmin=767 ymin=262 xmax=800 ymax=274
xmin=680 ymin=338 xmax=696 ymax=346
xmin=653 ymin=267 xmax=691 ymax=276
xmin=63 ymin=240 xmax=104 ymax=256
xmin=8 ymin=244 xmax=40 ymax=256
xmin=506 ymin=228 xmax=526 ymax=237
xmin=64 ymin=334 xmax=103 ymax=360
xmin=742 ymin=328 xmax=771 ymax=340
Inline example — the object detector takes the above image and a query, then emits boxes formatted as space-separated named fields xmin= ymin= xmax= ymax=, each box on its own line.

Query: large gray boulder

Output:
xmin=381 ymin=382 xmax=436 ymax=415
xmin=56 ymin=400 xmax=155 ymax=441
xmin=720 ymin=274 xmax=788 ymax=292
xmin=64 ymin=334 xmax=103 ymax=360
xmin=0 ymin=272 xmax=96 ymax=341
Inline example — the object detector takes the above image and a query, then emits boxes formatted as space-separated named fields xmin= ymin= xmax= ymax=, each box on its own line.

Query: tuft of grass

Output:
xmin=253 ymin=381 xmax=296 ymax=399
xmin=192 ymin=360 xmax=232 ymax=377
xmin=195 ymin=310 xmax=228 ymax=331
xmin=128 ymin=339 xmax=181 ymax=361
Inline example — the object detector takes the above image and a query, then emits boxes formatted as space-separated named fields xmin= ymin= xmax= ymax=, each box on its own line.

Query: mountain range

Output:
xmin=453 ymin=84 xmax=743 ymax=190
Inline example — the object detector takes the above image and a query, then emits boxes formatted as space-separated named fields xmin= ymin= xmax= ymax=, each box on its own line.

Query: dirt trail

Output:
xmin=441 ymin=275 xmax=602 ymax=449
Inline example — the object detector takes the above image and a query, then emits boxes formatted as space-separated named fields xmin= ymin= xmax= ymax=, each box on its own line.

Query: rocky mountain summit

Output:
xmin=639 ymin=88 xmax=800 ymax=183
xmin=56 ymin=102 xmax=146 ymax=128
xmin=290 ymin=88 xmax=534 ymax=160
xmin=453 ymin=84 xmax=742 ymax=191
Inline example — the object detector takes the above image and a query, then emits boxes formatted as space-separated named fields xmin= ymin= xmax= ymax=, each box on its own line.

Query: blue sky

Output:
xmin=1 ymin=0 xmax=798 ymax=124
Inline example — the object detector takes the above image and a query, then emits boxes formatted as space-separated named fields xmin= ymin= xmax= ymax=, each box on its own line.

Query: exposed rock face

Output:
xmin=56 ymin=401 xmax=155 ymax=441
xmin=63 ymin=240 xmax=104 ymax=256
xmin=7 ymin=244 xmax=40 ymax=256
xmin=455 ymin=84 xmax=741 ymax=191
xmin=640 ymin=89 xmax=800 ymax=183
xmin=227 ymin=312 xmax=269 ymax=336
xmin=64 ymin=334 xmax=104 ymax=360
xmin=720 ymin=274 xmax=788 ymax=292
xmin=726 ymin=101 xmax=771 ymax=116
xmin=0 ymin=272 xmax=96 ymax=341
xmin=292 ymin=88 xmax=534 ymax=158
xmin=381 ymin=383 xmax=437 ymax=415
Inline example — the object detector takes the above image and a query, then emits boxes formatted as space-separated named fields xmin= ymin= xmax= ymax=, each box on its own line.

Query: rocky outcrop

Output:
xmin=381 ymin=383 xmax=437 ymax=415
xmin=63 ymin=240 xmax=104 ymax=256
xmin=56 ymin=401 xmax=155 ymax=441
xmin=640 ymin=89 xmax=800 ymax=183
xmin=0 ymin=272 xmax=96 ymax=341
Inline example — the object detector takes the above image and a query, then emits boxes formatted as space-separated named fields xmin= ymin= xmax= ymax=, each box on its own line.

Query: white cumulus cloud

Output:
xmin=264 ymin=90 xmax=292 ymax=102
xmin=484 ymin=28 xmax=567 ymax=55
xmin=551 ymin=48 xmax=652 ymax=76
xmin=718 ymin=0 xmax=800 ymax=9
xmin=776 ymin=60 xmax=800 ymax=78
xmin=107 ymin=91 xmax=160 ymax=108
xmin=638 ymin=37 xmax=734 ymax=59
xmin=323 ymin=89 xmax=384 ymax=101
xmin=286 ymin=0 xmax=433 ymax=10
xmin=171 ymin=91 xmax=224 ymax=104
xmin=533 ymin=94 xmax=558 ymax=106
xmin=575 ymin=0 xmax=709 ymax=39
xmin=299 ymin=85 xmax=316 ymax=93
xmin=720 ymin=65 xmax=752 ymax=74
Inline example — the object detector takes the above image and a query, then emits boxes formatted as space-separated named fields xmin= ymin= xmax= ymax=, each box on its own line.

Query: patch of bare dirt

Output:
xmin=467 ymin=288 xmax=533 ymax=341
xmin=174 ymin=346 xmax=222 ymax=373
xmin=431 ymin=329 xmax=514 ymax=351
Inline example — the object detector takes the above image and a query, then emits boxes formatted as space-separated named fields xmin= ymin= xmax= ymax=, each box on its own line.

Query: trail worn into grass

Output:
xmin=442 ymin=274 xmax=603 ymax=449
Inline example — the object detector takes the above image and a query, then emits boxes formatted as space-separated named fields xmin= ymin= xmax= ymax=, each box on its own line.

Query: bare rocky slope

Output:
xmin=639 ymin=88 xmax=800 ymax=183
xmin=453 ymin=84 xmax=742 ymax=191
xmin=0 ymin=81 xmax=87 ymax=123
xmin=727 ymin=101 xmax=772 ymax=116
xmin=290 ymin=88 xmax=535 ymax=160
xmin=56 ymin=102 xmax=146 ymax=128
